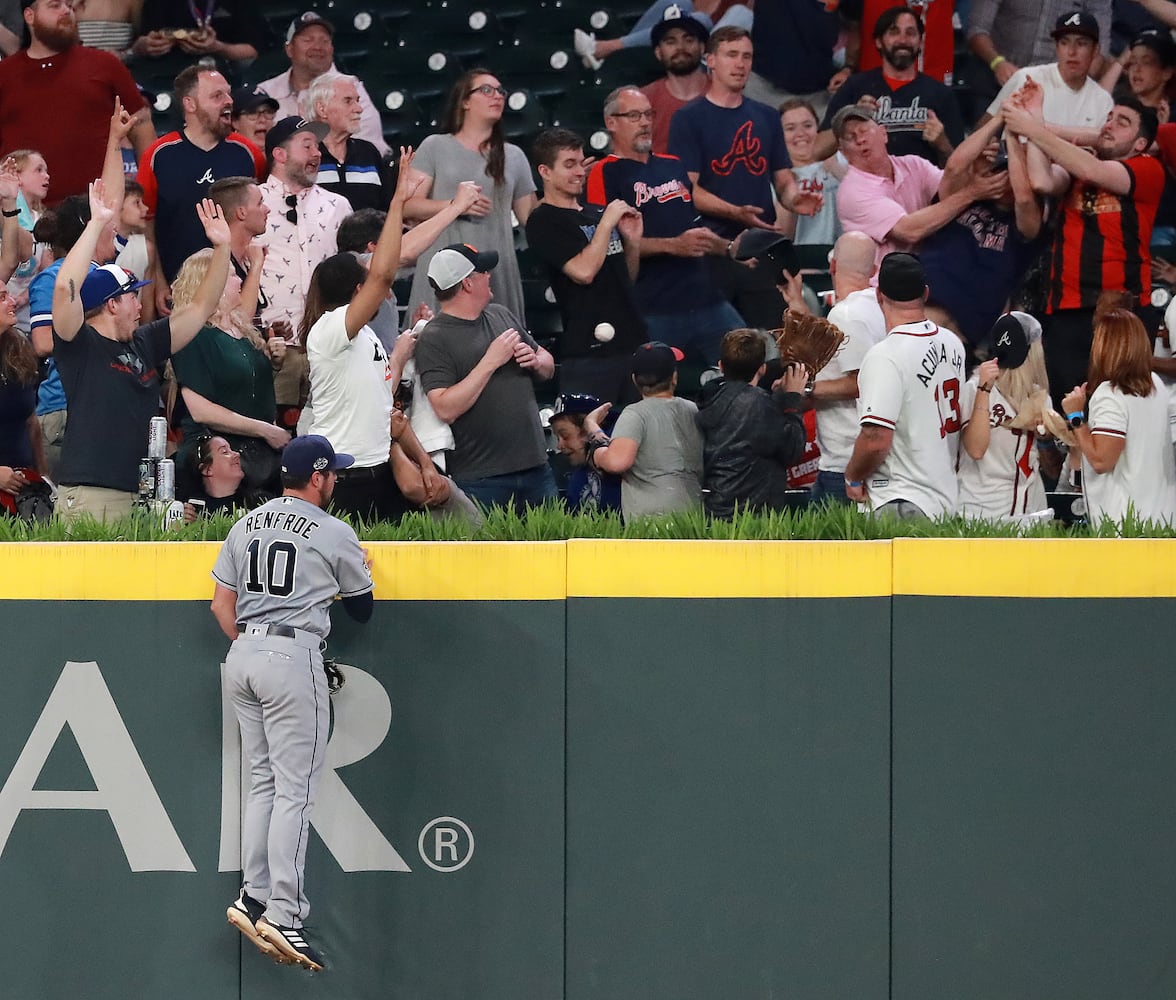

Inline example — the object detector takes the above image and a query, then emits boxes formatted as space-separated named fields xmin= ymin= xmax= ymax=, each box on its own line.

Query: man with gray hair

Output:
xmin=585 ymin=84 xmax=742 ymax=366
xmin=810 ymin=231 xmax=886 ymax=504
xmin=305 ymin=70 xmax=392 ymax=212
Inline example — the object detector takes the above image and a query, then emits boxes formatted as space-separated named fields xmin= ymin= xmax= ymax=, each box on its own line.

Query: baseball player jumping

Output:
xmin=211 ymin=435 xmax=374 ymax=971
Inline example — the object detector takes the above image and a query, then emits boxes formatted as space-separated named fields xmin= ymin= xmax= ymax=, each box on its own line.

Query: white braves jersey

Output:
xmin=956 ymin=376 xmax=1045 ymax=518
xmin=307 ymin=304 xmax=395 ymax=467
xmin=857 ymin=319 xmax=965 ymax=517
xmin=817 ymin=288 xmax=887 ymax=472
xmin=1083 ymin=375 xmax=1176 ymax=526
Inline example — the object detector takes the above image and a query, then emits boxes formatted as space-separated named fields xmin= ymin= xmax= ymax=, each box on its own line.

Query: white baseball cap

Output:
xmin=426 ymin=243 xmax=499 ymax=292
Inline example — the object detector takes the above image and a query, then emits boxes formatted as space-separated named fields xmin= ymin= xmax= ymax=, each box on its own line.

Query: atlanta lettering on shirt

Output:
xmin=916 ymin=340 xmax=964 ymax=387
xmin=874 ymin=95 xmax=929 ymax=132
xmin=633 ymin=179 xmax=691 ymax=207
xmin=711 ymin=121 xmax=767 ymax=177
xmin=956 ymin=206 xmax=1009 ymax=252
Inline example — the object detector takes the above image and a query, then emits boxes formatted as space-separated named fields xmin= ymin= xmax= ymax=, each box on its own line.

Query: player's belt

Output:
xmin=335 ymin=463 xmax=387 ymax=480
xmin=237 ymin=622 xmax=324 ymax=649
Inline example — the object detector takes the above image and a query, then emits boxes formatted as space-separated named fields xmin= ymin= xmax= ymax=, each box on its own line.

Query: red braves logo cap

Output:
xmin=427 ymin=243 xmax=500 ymax=291
xmin=281 ymin=435 xmax=355 ymax=479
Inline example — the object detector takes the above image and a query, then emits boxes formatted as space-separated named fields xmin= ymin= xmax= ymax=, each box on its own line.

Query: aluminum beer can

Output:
xmin=138 ymin=459 xmax=154 ymax=501
xmin=156 ymin=458 xmax=175 ymax=502
xmin=148 ymin=416 xmax=168 ymax=460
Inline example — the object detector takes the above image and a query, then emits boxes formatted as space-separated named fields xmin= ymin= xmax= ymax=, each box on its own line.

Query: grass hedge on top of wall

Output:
xmin=0 ymin=501 xmax=1170 ymax=542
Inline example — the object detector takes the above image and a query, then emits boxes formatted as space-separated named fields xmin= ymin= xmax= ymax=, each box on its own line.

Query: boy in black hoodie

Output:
xmin=695 ymin=329 xmax=810 ymax=518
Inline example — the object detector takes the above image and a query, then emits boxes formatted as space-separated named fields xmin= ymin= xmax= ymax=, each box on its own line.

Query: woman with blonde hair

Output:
xmin=1055 ymin=307 xmax=1176 ymax=526
xmin=957 ymin=312 xmax=1056 ymax=518
xmin=401 ymin=67 xmax=537 ymax=321
xmin=170 ymin=245 xmax=290 ymax=494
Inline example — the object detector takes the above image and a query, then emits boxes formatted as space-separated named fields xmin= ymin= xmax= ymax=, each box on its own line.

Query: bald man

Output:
xmin=810 ymin=232 xmax=888 ymax=503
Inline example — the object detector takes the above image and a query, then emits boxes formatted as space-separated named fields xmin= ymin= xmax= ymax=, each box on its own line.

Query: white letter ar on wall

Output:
xmin=0 ymin=661 xmax=195 ymax=872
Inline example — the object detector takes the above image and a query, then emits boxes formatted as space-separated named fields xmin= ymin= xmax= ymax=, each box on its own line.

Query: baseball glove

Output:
xmin=772 ymin=312 xmax=845 ymax=377
xmin=323 ymin=658 xmax=347 ymax=696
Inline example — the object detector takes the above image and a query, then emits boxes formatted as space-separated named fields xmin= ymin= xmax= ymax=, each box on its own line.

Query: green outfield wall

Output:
xmin=0 ymin=540 xmax=1173 ymax=999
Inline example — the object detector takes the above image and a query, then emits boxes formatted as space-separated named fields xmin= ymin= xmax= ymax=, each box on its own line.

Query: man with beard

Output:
xmin=1002 ymin=93 xmax=1164 ymax=412
xmin=139 ymin=66 xmax=266 ymax=313
xmin=258 ymin=116 xmax=352 ymax=431
xmin=639 ymin=7 xmax=709 ymax=156
xmin=0 ymin=0 xmax=152 ymax=204
xmin=819 ymin=6 xmax=965 ymax=165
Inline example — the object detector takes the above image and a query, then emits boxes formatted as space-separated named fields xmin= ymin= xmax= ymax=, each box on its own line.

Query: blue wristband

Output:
xmin=845 ymin=479 xmax=863 ymax=488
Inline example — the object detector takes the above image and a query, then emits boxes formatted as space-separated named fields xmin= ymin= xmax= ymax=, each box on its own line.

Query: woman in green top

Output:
xmin=170 ymin=246 xmax=290 ymax=495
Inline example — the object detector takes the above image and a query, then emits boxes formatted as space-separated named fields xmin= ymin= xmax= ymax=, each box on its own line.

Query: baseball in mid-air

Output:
xmin=594 ymin=322 xmax=615 ymax=343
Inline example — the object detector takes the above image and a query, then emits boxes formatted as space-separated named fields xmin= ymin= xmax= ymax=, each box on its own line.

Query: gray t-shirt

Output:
xmin=211 ymin=495 xmax=373 ymax=639
xmin=405 ymin=134 xmax=536 ymax=324
xmin=415 ymin=303 xmax=547 ymax=480
xmin=612 ymin=395 xmax=703 ymax=521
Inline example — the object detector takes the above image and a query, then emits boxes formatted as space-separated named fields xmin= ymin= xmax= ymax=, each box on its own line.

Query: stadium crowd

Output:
xmin=2 ymin=0 xmax=1176 ymax=528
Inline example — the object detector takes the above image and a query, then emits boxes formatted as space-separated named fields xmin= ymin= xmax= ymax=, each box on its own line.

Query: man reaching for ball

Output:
xmin=525 ymin=127 xmax=647 ymax=407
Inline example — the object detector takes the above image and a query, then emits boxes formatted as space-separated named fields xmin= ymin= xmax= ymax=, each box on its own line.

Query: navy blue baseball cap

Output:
xmin=80 ymin=264 xmax=151 ymax=312
xmin=281 ymin=435 xmax=354 ymax=478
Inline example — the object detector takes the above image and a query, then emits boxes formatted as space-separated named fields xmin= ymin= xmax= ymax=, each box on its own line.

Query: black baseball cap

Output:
xmin=877 ymin=252 xmax=926 ymax=301
xmin=281 ymin=435 xmax=354 ymax=479
xmin=1131 ymin=29 xmax=1176 ymax=66
xmin=990 ymin=314 xmax=1031 ymax=369
xmin=265 ymin=116 xmax=329 ymax=158
xmin=232 ymin=85 xmax=279 ymax=117
xmin=651 ymin=4 xmax=709 ymax=46
xmin=632 ymin=341 xmax=685 ymax=382
xmin=1051 ymin=10 xmax=1099 ymax=43
xmin=286 ymin=11 xmax=334 ymax=43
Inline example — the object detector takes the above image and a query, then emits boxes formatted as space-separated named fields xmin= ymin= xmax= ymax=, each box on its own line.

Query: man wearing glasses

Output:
xmin=586 ymin=86 xmax=742 ymax=367
xmin=258 ymin=116 xmax=352 ymax=433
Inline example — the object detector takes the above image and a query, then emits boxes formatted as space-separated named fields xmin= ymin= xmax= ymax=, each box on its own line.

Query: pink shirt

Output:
xmin=836 ymin=154 xmax=944 ymax=266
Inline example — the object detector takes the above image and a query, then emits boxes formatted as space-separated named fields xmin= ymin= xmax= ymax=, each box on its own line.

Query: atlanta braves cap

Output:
xmin=1051 ymin=10 xmax=1099 ymax=42
xmin=877 ymin=252 xmax=926 ymax=302
xmin=286 ymin=11 xmax=334 ymax=43
xmin=632 ymin=341 xmax=685 ymax=382
xmin=232 ymin=85 xmax=279 ymax=117
xmin=427 ymin=243 xmax=500 ymax=292
xmin=989 ymin=313 xmax=1038 ymax=370
xmin=651 ymin=3 xmax=709 ymax=46
xmin=265 ymin=116 xmax=329 ymax=158
xmin=80 ymin=264 xmax=151 ymax=312
xmin=281 ymin=435 xmax=354 ymax=479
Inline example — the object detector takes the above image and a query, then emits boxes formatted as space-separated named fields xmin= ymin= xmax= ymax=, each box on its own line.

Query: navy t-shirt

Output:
xmin=586 ymin=153 xmax=723 ymax=313
xmin=821 ymin=69 xmax=966 ymax=164
xmin=752 ymin=0 xmax=849 ymax=94
xmin=668 ymin=96 xmax=791 ymax=239
xmin=54 ymin=318 xmax=172 ymax=491
xmin=0 ymin=376 xmax=36 ymax=467
xmin=919 ymin=201 xmax=1045 ymax=347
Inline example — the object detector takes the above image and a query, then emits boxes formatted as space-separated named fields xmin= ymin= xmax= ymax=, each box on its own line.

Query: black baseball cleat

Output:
xmin=227 ymin=891 xmax=291 ymax=963
xmin=256 ymin=918 xmax=325 ymax=971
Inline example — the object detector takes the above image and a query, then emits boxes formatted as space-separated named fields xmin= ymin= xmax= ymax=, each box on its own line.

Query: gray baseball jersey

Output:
xmin=212 ymin=495 xmax=372 ymax=638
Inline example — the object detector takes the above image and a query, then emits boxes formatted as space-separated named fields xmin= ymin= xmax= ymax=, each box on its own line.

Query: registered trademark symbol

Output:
xmin=418 ymin=816 xmax=474 ymax=872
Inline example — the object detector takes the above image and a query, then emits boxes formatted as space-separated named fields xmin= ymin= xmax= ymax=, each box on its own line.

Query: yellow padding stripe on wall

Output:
xmin=3 ymin=539 xmax=1176 ymax=601
xmin=565 ymin=540 xmax=893 ymax=598
xmin=0 ymin=542 xmax=568 ymax=601
xmin=892 ymin=538 xmax=1176 ymax=597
